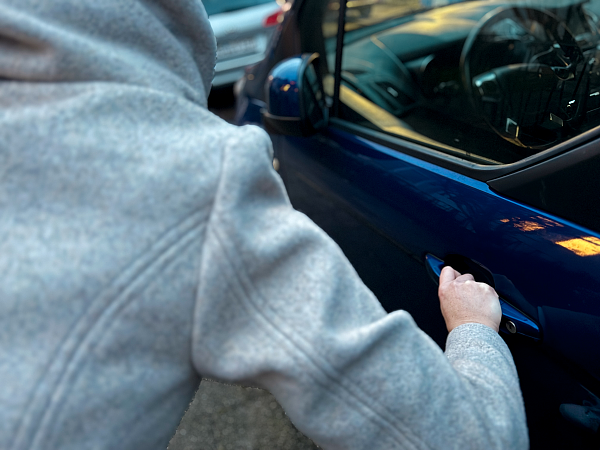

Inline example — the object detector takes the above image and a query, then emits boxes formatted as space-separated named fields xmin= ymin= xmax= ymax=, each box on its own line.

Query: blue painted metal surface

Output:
xmin=238 ymin=63 xmax=600 ymax=380
xmin=499 ymin=299 xmax=541 ymax=339
xmin=279 ymin=126 xmax=600 ymax=379
xmin=235 ymin=97 xmax=265 ymax=126
xmin=265 ymin=56 xmax=302 ymax=118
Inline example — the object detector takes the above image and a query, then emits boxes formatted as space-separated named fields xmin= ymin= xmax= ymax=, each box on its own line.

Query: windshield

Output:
xmin=203 ymin=0 xmax=275 ymax=16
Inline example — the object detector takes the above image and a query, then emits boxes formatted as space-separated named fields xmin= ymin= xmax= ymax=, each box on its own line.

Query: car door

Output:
xmin=268 ymin=0 xmax=600 ymax=448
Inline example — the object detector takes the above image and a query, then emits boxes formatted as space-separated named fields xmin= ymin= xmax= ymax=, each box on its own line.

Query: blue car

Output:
xmin=235 ymin=0 xmax=600 ymax=447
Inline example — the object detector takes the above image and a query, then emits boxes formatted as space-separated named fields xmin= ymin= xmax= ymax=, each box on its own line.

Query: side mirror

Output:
xmin=262 ymin=53 xmax=328 ymax=136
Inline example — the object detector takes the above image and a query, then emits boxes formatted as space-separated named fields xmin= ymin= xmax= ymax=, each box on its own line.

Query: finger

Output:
xmin=439 ymin=265 xmax=458 ymax=285
xmin=455 ymin=273 xmax=475 ymax=283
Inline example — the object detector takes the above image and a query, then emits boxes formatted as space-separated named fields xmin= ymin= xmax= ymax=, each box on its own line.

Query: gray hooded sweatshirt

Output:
xmin=0 ymin=1 xmax=528 ymax=449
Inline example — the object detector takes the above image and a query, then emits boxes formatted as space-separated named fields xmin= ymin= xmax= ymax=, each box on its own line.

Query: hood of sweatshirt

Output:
xmin=0 ymin=0 xmax=216 ymax=106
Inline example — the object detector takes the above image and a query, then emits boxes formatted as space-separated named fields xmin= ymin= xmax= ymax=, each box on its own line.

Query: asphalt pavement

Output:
xmin=168 ymin=86 xmax=319 ymax=450
xmin=168 ymin=379 xmax=319 ymax=450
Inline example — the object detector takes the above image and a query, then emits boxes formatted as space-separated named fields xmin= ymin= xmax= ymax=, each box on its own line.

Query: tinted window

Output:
xmin=327 ymin=0 xmax=600 ymax=165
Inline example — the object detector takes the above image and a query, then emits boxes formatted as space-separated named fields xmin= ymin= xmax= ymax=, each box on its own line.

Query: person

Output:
xmin=0 ymin=0 xmax=528 ymax=449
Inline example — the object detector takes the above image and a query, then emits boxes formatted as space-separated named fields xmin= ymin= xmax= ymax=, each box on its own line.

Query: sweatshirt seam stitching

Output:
xmin=11 ymin=209 xmax=207 ymax=450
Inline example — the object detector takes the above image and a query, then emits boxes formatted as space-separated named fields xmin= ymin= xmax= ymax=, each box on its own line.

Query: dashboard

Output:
xmin=338 ymin=0 xmax=600 ymax=163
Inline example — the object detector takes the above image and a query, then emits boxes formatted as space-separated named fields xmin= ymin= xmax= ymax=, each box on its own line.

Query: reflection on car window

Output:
xmin=323 ymin=0 xmax=427 ymax=39
xmin=322 ymin=0 xmax=428 ymax=70
xmin=325 ymin=0 xmax=600 ymax=165
xmin=203 ymin=0 xmax=275 ymax=16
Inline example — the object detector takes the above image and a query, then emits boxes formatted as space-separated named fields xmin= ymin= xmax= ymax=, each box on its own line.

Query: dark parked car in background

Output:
xmin=236 ymin=0 xmax=600 ymax=448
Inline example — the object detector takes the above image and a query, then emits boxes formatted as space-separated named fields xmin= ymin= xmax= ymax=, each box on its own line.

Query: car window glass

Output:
xmin=326 ymin=0 xmax=600 ymax=165
xmin=204 ymin=0 xmax=275 ymax=16
xmin=322 ymin=0 xmax=428 ymax=70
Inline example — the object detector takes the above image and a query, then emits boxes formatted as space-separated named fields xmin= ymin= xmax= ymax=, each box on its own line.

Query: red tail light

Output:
xmin=263 ymin=8 xmax=283 ymax=27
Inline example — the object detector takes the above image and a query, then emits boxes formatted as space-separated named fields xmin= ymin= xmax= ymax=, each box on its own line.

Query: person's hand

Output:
xmin=438 ymin=265 xmax=502 ymax=333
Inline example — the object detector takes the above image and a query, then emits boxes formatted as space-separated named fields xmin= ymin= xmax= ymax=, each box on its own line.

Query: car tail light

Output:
xmin=263 ymin=8 xmax=284 ymax=27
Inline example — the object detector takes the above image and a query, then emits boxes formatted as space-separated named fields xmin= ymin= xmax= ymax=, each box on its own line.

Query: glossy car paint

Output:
xmin=290 ymin=125 xmax=600 ymax=367
xmin=265 ymin=57 xmax=302 ymax=117
xmin=236 ymin=0 xmax=600 ymax=447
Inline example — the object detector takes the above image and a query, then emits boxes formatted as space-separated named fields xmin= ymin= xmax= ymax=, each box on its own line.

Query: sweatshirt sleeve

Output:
xmin=191 ymin=124 xmax=529 ymax=450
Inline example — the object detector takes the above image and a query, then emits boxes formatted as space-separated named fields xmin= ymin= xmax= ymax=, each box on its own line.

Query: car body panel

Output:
xmin=266 ymin=120 xmax=600 ymax=448
xmin=281 ymin=125 xmax=600 ymax=367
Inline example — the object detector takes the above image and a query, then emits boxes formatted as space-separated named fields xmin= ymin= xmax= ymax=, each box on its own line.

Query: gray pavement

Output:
xmin=168 ymin=380 xmax=319 ymax=450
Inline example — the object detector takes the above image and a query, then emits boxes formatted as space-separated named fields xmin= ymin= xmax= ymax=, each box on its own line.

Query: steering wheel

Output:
xmin=340 ymin=36 xmax=421 ymax=118
xmin=460 ymin=7 xmax=585 ymax=149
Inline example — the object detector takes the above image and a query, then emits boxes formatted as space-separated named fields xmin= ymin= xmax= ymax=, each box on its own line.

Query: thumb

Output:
xmin=439 ymin=265 xmax=459 ymax=286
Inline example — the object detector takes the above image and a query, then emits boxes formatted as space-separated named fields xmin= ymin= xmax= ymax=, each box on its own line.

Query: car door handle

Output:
xmin=425 ymin=254 xmax=541 ymax=340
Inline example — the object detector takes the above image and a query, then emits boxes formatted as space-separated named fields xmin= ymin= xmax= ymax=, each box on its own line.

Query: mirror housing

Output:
xmin=262 ymin=53 xmax=328 ymax=136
